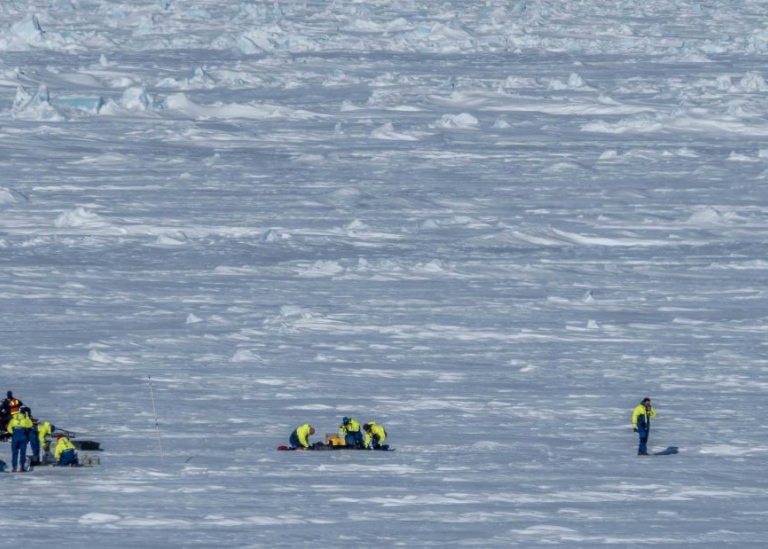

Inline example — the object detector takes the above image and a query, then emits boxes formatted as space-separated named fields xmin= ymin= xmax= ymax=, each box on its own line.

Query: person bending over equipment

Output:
xmin=289 ymin=423 xmax=315 ymax=449
xmin=363 ymin=421 xmax=387 ymax=450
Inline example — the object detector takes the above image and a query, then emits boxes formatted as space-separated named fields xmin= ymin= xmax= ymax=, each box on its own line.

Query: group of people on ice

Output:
xmin=286 ymin=400 xmax=654 ymax=455
xmin=288 ymin=399 xmax=654 ymax=454
xmin=289 ymin=417 xmax=388 ymax=450
xmin=0 ymin=391 xmax=79 ymax=472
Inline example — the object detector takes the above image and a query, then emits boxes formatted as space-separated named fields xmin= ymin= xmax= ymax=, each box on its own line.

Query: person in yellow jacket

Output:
xmin=53 ymin=434 xmax=79 ymax=466
xmin=339 ymin=416 xmax=365 ymax=448
xmin=19 ymin=406 xmax=47 ymax=466
xmin=631 ymin=397 xmax=657 ymax=455
xmin=363 ymin=421 xmax=387 ymax=450
xmin=37 ymin=420 xmax=56 ymax=461
xmin=289 ymin=423 xmax=315 ymax=449
xmin=7 ymin=408 xmax=33 ymax=472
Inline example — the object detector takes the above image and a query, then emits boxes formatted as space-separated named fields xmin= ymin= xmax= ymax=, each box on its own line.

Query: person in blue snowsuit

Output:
xmin=21 ymin=407 xmax=42 ymax=466
xmin=339 ymin=417 xmax=365 ymax=448
xmin=54 ymin=434 xmax=79 ymax=466
xmin=6 ymin=408 xmax=33 ymax=472
xmin=631 ymin=397 xmax=657 ymax=456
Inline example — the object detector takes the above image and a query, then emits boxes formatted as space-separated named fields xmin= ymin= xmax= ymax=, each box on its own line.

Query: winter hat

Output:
xmin=6 ymin=391 xmax=12 ymax=399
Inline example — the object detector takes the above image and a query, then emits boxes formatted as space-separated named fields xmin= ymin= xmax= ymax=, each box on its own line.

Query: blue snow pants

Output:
xmin=29 ymin=425 xmax=40 ymax=461
xmin=57 ymin=449 xmax=78 ymax=466
xmin=289 ymin=430 xmax=301 ymax=448
xmin=11 ymin=432 xmax=29 ymax=470
xmin=370 ymin=433 xmax=384 ymax=449
xmin=345 ymin=431 xmax=364 ymax=448
xmin=637 ymin=427 xmax=649 ymax=454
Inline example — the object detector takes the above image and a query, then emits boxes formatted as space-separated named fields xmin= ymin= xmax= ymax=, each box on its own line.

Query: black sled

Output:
xmin=277 ymin=442 xmax=394 ymax=452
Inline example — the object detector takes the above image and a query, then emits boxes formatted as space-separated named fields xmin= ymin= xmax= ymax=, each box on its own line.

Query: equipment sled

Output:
xmin=28 ymin=454 xmax=101 ymax=468
xmin=1 ymin=427 xmax=102 ymax=452
xmin=53 ymin=428 xmax=103 ymax=452
xmin=278 ymin=442 xmax=394 ymax=452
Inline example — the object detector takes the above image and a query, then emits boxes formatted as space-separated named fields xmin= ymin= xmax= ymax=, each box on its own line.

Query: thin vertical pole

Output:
xmin=148 ymin=376 xmax=164 ymax=464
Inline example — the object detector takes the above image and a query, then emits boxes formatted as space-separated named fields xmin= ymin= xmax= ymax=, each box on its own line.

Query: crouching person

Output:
xmin=363 ymin=421 xmax=387 ymax=450
xmin=339 ymin=416 xmax=365 ymax=449
xmin=289 ymin=423 xmax=315 ymax=450
xmin=54 ymin=434 xmax=79 ymax=466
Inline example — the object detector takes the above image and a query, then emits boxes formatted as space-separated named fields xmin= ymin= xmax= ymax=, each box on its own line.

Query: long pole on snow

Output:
xmin=148 ymin=376 xmax=164 ymax=463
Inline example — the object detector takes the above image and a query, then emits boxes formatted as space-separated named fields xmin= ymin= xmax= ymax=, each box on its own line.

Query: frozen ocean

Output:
xmin=2 ymin=0 xmax=768 ymax=547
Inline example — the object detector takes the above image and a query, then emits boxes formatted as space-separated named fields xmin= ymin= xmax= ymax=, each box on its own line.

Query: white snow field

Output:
xmin=2 ymin=0 xmax=768 ymax=546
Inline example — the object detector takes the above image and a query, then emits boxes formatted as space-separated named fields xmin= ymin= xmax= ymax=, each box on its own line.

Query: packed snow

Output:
xmin=2 ymin=0 xmax=768 ymax=546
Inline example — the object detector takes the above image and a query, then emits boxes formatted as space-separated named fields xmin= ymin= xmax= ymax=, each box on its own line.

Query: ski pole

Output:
xmin=147 ymin=376 xmax=164 ymax=464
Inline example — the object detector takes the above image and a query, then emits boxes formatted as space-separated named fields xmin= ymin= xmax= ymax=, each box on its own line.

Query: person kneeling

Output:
xmin=339 ymin=416 xmax=365 ymax=449
xmin=289 ymin=423 xmax=315 ymax=450
xmin=54 ymin=434 xmax=79 ymax=466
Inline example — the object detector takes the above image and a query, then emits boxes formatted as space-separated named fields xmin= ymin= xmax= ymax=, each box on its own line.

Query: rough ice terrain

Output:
xmin=2 ymin=0 xmax=768 ymax=546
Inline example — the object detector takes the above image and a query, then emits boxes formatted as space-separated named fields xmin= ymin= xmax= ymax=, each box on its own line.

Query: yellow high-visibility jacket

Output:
xmin=339 ymin=418 xmax=361 ymax=436
xmin=38 ymin=421 xmax=55 ymax=446
xmin=632 ymin=405 xmax=656 ymax=430
xmin=364 ymin=422 xmax=387 ymax=447
xmin=54 ymin=437 xmax=77 ymax=460
xmin=7 ymin=413 xmax=33 ymax=435
xmin=295 ymin=423 xmax=314 ymax=448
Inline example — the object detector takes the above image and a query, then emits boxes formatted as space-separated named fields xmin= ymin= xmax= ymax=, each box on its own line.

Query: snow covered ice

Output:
xmin=2 ymin=0 xmax=768 ymax=546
